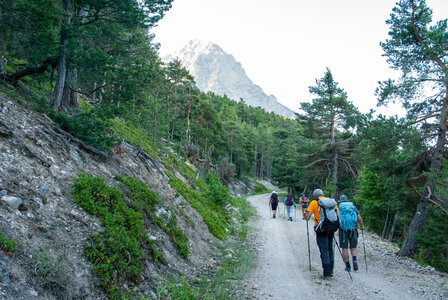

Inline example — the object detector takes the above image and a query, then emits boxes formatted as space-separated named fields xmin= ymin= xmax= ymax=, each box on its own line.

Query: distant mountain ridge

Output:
xmin=164 ymin=40 xmax=296 ymax=118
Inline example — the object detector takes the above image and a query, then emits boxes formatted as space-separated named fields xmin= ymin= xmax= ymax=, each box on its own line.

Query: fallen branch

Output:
xmin=136 ymin=146 xmax=169 ymax=181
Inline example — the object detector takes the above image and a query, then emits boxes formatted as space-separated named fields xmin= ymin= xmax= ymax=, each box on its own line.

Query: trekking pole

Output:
xmin=306 ymin=220 xmax=311 ymax=271
xmin=333 ymin=237 xmax=353 ymax=281
xmin=362 ymin=229 xmax=368 ymax=273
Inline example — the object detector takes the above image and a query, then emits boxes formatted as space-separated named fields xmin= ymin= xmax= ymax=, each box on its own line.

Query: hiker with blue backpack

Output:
xmin=338 ymin=195 xmax=365 ymax=272
xmin=305 ymin=189 xmax=340 ymax=278
xmin=283 ymin=193 xmax=297 ymax=221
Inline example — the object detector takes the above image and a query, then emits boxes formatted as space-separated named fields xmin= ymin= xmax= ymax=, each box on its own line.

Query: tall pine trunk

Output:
xmin=398 ymin=92 xmax=448 ymax=256
xmin=50 ymin=0 xmax=71 ymax=111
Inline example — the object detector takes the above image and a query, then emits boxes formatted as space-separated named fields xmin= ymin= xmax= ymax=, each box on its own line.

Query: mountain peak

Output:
xmin=165 ymin=41 xmax=296 ymax=118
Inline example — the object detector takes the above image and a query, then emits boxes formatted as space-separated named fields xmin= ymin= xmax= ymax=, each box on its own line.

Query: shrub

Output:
xmin=205 ymin=171 xmax=231 ymax=207
xmin=73 ymin=173 xmax=190 ymax=296
xmin=73 ymin=173 xmax=158 ymax=297
xmin=253 ymin=182 xmax=269 ymax=194
xmin=50 ymin=110 xmax=116 ymax=151
xmin=0 ymin=230 xmax=18 ymax=254
xmin=110 ymin=119 xmax=157 ymax=158
xmin=167 ymin=171 xmax=228 ymax=240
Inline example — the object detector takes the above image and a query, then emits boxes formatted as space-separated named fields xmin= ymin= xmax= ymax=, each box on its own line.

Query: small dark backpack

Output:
xmin=316 ymin=198 xmax=340 ymax=233
xmin=271 ymin=193 xmax=278 ymax=203
xmin=285 ymin=194 xmax=294 ymax=206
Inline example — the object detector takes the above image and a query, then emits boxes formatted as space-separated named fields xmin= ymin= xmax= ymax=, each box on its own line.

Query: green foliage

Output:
xmin=228 ymin=197 xmax=256 ymax=223
xmin=32 ymin=250 xmax=67 ymax=294
xmin=157 ymin=275 xmax=196 ymax=300
xmin=72 ymin=173 xmax=189 ymax=297
xmin=110 ymin=119 xmax=158 ymax=158
xmin=205 ymin=171 xmax=232 ymax=207
xmin=50 ymin=110 xmax=116 ymax=151
xmin=415 ymin=206 xmax=448 ymax=272
xmin=0 ymin=230 xmax=18 ymax=253
xmin=157 ymin=242 xmax=254 ymax=300
xmin=167 ymin=171 xmax=228 ymax=240
xmin=355 ymin=168 xmax=387 ymax=232
xmin=253 ymin=182 xmax=269 ymax=194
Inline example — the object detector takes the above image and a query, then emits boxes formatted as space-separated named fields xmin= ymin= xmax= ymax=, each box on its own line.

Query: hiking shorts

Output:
xmin=271 ymin=202 xmax=278 ymax=211
xmin=339 ymin=229 xmax=358 ymax=249
xmin=301 ymin=203 xmax=308 ymax=209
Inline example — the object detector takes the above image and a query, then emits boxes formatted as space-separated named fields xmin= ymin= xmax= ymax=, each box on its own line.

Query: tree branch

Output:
xmin=411 ymin=0 xmax=448 ymax=73
xmin=1 ymin=57 xmax=58 ymax=85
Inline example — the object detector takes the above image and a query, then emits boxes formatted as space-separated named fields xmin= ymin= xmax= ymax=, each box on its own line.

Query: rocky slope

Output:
xmin=164 ymin=40 xmax=296 ymax=119
xmin=0 ymin=93 xmax=250 ymax=299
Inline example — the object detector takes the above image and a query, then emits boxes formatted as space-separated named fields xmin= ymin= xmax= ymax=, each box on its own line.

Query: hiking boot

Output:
xmin=345 ymin=266 xmax=351 ymax=272
xmin=353 ymin=260 xmax=358 ymax=271
xmin=273 ymin=215 xmax=276 ymax=219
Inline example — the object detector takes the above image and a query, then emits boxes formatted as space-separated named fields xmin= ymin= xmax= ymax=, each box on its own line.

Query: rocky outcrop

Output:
xmin=0 ymin=94 xmax=223 ymax=299
xmin=165 ymin=40 xmax=297 ymax=119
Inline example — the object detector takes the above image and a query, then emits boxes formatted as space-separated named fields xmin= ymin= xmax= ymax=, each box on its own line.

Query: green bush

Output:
xmin=50 ymin=110 xmax=116 ymax=151
xmin=167 ymin=171 xmax=228 ymax=240
xmin=253 ymin=182 xmax=269 ymax=194
xmin=205 ymin=171 xmax=232 ymax=207
xmin=73 ymin=173 xmax=190 ymax=296
xmin=157 ymin=275 xmax=196 ymax=299
xmin=415 ymin=206 xmax=448 ymax=272
xmin=73 ymin=173 xmax=159 ymax=297
xmin=116 ymin=175 xmax=190 ymax=258
xmin=110 ymin=119 xmax=158 ymax=158
xmin=0 ymin=230 xmax=18 ymax=253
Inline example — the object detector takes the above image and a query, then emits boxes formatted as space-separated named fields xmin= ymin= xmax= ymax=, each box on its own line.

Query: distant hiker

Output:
xmin=284 ymin=193 xmax=297 ymax=221
xmin=299 ymin=193 xmax=310 ymax=219
xmin=305 ymin=189 xmax=339 ymax=278
xmin=270 ymin=191 xmax=279 ymax=219
xmin=338 ymin=195 xmax=365 ymax=272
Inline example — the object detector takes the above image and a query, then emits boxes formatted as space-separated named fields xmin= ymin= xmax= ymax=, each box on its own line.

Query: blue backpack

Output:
xmin=339 ymin=201 xmax=358 ymax=231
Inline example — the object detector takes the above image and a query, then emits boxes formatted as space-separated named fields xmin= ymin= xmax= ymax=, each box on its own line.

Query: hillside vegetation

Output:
xmin=0 ymin=0 xmax=447 ymax=285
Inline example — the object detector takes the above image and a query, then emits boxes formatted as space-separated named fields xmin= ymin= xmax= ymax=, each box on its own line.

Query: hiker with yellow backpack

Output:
xmin=305 ymin=189 xmax=340 ymax=278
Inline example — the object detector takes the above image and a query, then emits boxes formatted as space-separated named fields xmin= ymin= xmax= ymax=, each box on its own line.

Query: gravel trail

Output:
xmin=245 ymin=193 xmax=448 ymax=300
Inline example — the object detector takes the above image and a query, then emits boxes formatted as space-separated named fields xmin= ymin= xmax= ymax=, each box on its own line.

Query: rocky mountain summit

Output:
xmin=164 ymin=40 xmax=297 ymax=119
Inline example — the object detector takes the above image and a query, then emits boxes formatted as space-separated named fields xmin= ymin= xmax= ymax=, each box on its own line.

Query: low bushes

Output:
xmin=72 ymin=173 xmax=189 ymax=297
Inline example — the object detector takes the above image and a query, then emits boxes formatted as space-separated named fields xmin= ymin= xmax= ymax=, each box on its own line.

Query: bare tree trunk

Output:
xmin=185 ymin=99 xmax=191 ymax=146
xmin=50 ymin=0 xmax=71 ymax=111
xmin=398 ymin=93 xmax=448 ymax=256
xmin=92 ymin=82 xmax=97 ymax=103
xmin=382 ymin=198 xmax=391 ymax=238
xmin=330 ymin=107 xmax=338 ymax=198
xmin=388 ymin=213 xmax=398 ymax=242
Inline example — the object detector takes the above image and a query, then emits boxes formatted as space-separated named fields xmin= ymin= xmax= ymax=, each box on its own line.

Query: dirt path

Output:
xmin=245 ymin=193 xmax=448 ymax=300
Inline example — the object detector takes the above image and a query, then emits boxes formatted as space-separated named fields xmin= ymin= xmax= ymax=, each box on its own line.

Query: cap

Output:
xmin=340 ymin=195 xmax=348 ymax=202
xmin=312 ymin=189 xmax=323 ymax=197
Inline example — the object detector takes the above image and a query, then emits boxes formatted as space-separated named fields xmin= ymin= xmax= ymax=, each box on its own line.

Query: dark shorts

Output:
xmin=339 ymin=229 xmax=358 ymax=249
xmin=301 ymin=203 xmax=308 ymax=209
xmin=271 ymin=202 xmax=278 ymax=211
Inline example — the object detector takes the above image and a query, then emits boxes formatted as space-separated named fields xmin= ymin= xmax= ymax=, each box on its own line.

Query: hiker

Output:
xmin=299 ymin=193 xmax=310 ymax=219
xmin=269 ymin=191 xmax=279 ymax=219
xmin=283 ymin=193 xmax=297 ymax=221
xmin=305 ymin=189 xmax=339 ymax=278
xmin=338 ymin=195 xmax=365 ymax=272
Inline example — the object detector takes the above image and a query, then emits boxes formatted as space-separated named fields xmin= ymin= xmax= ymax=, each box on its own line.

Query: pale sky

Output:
xmin=152 ymin=0 xmax=448 ymax=115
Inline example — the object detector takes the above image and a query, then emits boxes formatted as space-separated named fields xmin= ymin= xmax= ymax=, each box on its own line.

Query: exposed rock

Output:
xmin=1 ymin=195 xmax=22 ymax=210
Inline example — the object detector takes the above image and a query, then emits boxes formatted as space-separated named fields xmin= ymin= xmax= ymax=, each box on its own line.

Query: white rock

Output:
xmin=1 ymin=195 xmax=22 ymax=210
